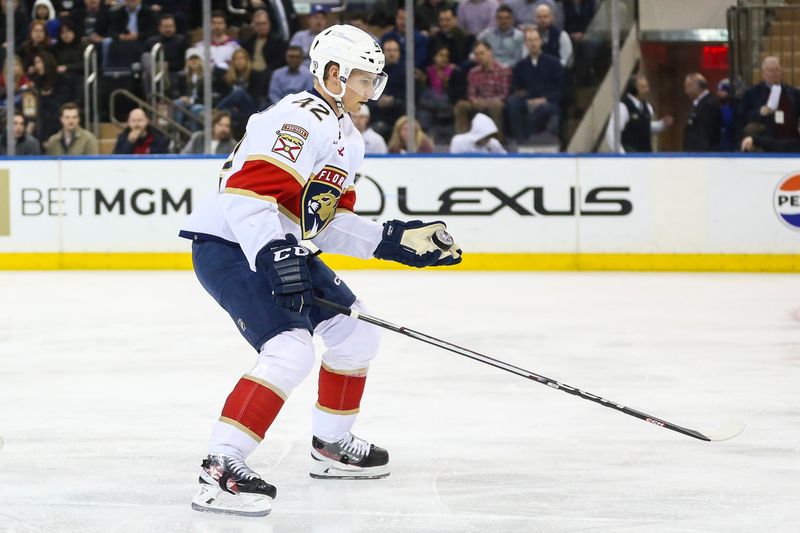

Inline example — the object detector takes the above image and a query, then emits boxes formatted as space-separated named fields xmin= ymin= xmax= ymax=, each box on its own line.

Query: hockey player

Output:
xmin=179 ymin=25 xmax=462 ymax=517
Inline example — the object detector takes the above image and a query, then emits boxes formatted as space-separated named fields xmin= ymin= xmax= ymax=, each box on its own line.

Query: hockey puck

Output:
xmin=432 ymin=229 xmax=454 ymax=251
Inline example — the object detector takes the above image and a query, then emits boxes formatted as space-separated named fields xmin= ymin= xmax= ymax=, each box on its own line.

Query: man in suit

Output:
xmin=683 ymin=72 xmax=721 ymax=152
xmin=742 ymin=56 xmax=800 ymax=145
xmin=505 ymin=27 xmax=564 ymax=144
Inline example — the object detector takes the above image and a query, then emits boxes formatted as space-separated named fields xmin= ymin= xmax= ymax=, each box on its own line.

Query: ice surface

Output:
xmin=1 ymin=271 xmax=799 ymax=532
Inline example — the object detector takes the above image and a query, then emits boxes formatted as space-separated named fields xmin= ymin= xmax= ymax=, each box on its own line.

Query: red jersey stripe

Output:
xmin=225 ymin=158 xmax=303 ymax=218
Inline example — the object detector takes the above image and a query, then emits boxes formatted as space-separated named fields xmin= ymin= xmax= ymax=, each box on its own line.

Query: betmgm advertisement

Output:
xmin=0 ymin=156 xmax=799 ymax=270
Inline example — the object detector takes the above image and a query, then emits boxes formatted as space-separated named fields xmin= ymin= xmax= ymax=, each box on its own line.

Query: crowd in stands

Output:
xmin=0 ymin=0 xmax=798 ymax=155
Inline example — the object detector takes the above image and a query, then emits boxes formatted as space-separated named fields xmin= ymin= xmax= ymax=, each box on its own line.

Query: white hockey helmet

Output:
xmin=309 ymin=24 xmax=388 ymax=103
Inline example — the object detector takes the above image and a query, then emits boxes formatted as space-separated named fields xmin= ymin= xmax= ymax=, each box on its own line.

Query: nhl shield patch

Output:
xmin=272 ymin=132 xmax=304 ymax=162
xmin=301 ymin=165 xmax=347 ymax=238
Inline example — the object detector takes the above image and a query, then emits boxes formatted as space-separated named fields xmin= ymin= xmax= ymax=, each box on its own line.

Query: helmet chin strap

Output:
xmin=319 ymin=78 xmax=347 ymax=112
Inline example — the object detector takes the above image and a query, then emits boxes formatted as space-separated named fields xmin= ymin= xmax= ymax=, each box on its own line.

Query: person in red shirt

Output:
xmin=454 ymin=40 xmax=511 ymax=134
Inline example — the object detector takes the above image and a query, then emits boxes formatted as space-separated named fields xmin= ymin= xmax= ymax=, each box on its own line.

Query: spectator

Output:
xmin=507 ymin=0 xmax=561 ymax=29
xmin=419 ymin=46 xmax=463 ymax=133
xmin=181 ymin=110 xmax=237 ymax=155
xmin=429 ymin=7 xmax=475 ymax=65
xmin=417 ymin=0 xmax=455 ymax=33
xmin=196 ymin=10 xmax=239 ymax=70
xmin=457 ymin=0 xmax=499 ymax=37
xmin=388 ymin=116 xmax=435 ymax=153
xmin=605 ymin=74 xmax=672 ymax=154
xmin=145 ymin=1 xmax=191 ymax=34
xmin=0 ymin=112 xmax=41 ymax=155
xmin=477 ymin=4 xmax=524 ymax=68
xmin=381 ymin=7 xmax=429 ymax=69
xmin=53 ymin=19 xmax=85 ymax=103
xmin=145 ymin=14 xmax=188 ymax=75
xmin=31 ymin=0 xmax=59 ymax=39
xmin=216 ymin=48 xmax=259 ymax=130
xmin=108 ymin=0 xmax=157 ymax=42
xmin=536 ymin=4 xmax=572 ymax=67
xmin=242 ymin=9 xmax=287 ymax=72
xmin=683 ymin=72 xmax=720 ymax=152
xmin=172 ymin=47 xmax=206 ymax=131
xmin=73 ymin=0 xmax=109 ymax=45
xmin=369 ymin=38 xmax=406 ymax=136
xmin=0 ymin=0 xmax=30 ymax=49
xmin=352 ymin=104 xmax=388 ymax=155
xmin=289 ymin=4 xmax=328 ymax=64
xmin=0 ymin=55 xmax=34 ymax=106
xmin=717 ymin=78 xmax=736 ymax=152
xmin=53 ymin=20 xmax=86 ymax=76
xmin=454 ymin=40 xmax=511 ymax=133
xmin=20 ymin=20 xmax=51 ymax=76
xmin=506 ymin=28 xmax=563 ymax=144
xmin=742 ymin=56 xmax=800 ymax=147
xmin=45 ymin=102 xmax=99 ymax=155
xmin=30 ymin=51 xmax=70 ymax=139
xmin=563 ymin=0 xmax=596 ymax=41
xmin=450 ymin=112 xmax=506 ymax=153
xmin=267 ymin=45 xmax=314 ymax=105
xmin=113 ymin=108 xmax=169 ymax=154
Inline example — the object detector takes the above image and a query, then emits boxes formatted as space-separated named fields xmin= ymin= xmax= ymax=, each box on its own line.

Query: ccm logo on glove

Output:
xmin=273 ymin=246 xmax=310 ymax=262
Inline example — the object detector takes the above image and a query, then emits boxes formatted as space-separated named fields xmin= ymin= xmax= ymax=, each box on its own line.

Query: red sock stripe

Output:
xmin=220 ymin=377 xmax=285 ymax=439
xmin=317 ymin=366 xmax=367 ymax=413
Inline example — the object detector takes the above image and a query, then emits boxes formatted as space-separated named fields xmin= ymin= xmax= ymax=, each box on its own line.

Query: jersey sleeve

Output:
xmin=310 ymin=187 xmax=383 ymax=259
xmin=218 ymin=107 xmax=322 ymax=269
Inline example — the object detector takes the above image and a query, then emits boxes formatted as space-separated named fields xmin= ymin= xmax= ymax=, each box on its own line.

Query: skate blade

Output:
xmin=309 ymin=457 xmax=390 ymax=480
xmin=191 ymin=485 xmax=272 ymax=517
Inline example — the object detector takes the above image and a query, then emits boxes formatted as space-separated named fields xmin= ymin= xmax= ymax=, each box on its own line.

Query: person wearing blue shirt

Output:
xmin=505 ymin=28 xmax=564 ymax=145
xmin=268 ymin=45 xmax=314 ymax=105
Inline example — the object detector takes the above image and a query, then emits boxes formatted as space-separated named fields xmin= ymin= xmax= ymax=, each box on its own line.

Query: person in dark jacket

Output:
xmin=108 ymin=0 xmax=157 ymax=42
xmin=505 ymin=28 xmax=564 ymax=144
xmin=113 ymin=108 xmax=169 ymax=154
xmin=605 ymin=74 xmax=672 ymax=153
xmin=144 ymin=14 xmax=188 ymax=74
xmin=428 ymin=7 xmax=474 ymax=66
xmin=241 ymin=9 xmax=287 ymax=71
xmin=716 ymin=78 xmax=737 ymax=152
xmin=0 ymin=112 xmax=42 ymax=155
xmin=742 ymin=56 xmax=800 ymax=145
xmin=683 ymin=72 xmax=721 ymax=152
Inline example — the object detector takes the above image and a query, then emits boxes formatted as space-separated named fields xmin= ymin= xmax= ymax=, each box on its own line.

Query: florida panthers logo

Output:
xmin=301 ymin=165 xmax=347 ymax=238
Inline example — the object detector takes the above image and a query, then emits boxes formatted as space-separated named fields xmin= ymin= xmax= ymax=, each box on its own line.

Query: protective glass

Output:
xmin=344 ymin=70 xmax=388 ymax=101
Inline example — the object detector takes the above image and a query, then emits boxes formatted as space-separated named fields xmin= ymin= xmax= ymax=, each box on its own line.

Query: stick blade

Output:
xmin=699 ymin=419 xmax=746 ymax=442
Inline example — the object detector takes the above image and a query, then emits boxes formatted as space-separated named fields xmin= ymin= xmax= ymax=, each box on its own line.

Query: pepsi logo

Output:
xmin=775 ymin=173 xmax=800 ymax=231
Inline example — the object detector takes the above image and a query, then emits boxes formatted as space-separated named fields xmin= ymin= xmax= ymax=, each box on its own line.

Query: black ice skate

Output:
xmin=309 ymin=432 xmax=390 ymax=479
xmin=191 ymin=454 xmax=276 ymax=517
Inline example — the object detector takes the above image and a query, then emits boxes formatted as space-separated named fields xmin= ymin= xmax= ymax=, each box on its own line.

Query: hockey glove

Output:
xmin=373 ymin=220 xmax=463 ymax=268
xmin=256 ymin=234 xmax=313 ymax=314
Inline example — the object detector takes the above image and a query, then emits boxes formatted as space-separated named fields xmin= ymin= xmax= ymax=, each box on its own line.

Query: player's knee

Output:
xmin=323 ymin=300 xmax=382 ymax=369
xmin=250 ymin=328 xmax=316 ymax=392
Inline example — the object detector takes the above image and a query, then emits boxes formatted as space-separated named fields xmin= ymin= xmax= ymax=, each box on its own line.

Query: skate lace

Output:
xmin=225 ymin=456 xmax=259 ymax=481
xmin=339 ymin=433 xmax=370 ymax=460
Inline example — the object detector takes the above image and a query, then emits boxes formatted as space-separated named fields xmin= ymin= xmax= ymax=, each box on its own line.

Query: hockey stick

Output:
xmin=314 ymin=298 xmax=744 ymax=442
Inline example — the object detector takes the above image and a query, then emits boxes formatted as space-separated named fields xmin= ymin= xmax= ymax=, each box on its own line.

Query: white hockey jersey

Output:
xmin=181 ymin=90 xmax=384 ymax=270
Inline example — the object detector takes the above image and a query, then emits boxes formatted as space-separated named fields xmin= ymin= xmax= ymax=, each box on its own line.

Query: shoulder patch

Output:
xmin=271 ymin=132 xmax=304 ymax=163
xmin=281 ymin=123 xmax=309 ymax=140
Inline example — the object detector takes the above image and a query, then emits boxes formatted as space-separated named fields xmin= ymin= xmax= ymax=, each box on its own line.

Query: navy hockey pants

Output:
xmin=190 ymin=236 xmax=356 ymax=352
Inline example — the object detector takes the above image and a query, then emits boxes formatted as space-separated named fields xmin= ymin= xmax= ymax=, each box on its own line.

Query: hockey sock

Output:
xmin=312 ymin=363 xmax=367 ymax=441
xmin=210 ymin=375 xmax=287 ymax=458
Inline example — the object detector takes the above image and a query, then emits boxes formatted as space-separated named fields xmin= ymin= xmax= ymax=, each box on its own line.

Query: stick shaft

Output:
xmin=315 ymin=298 xmax=711 ymax=442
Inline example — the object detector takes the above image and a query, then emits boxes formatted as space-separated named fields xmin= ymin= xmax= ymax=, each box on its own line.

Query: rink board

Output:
xmin=1 ymin=155 xmax=799 ymax=271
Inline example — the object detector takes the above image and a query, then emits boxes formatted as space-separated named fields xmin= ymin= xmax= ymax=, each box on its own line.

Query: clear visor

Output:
xmin=344 ymin=70 xmax=388 ymax=101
